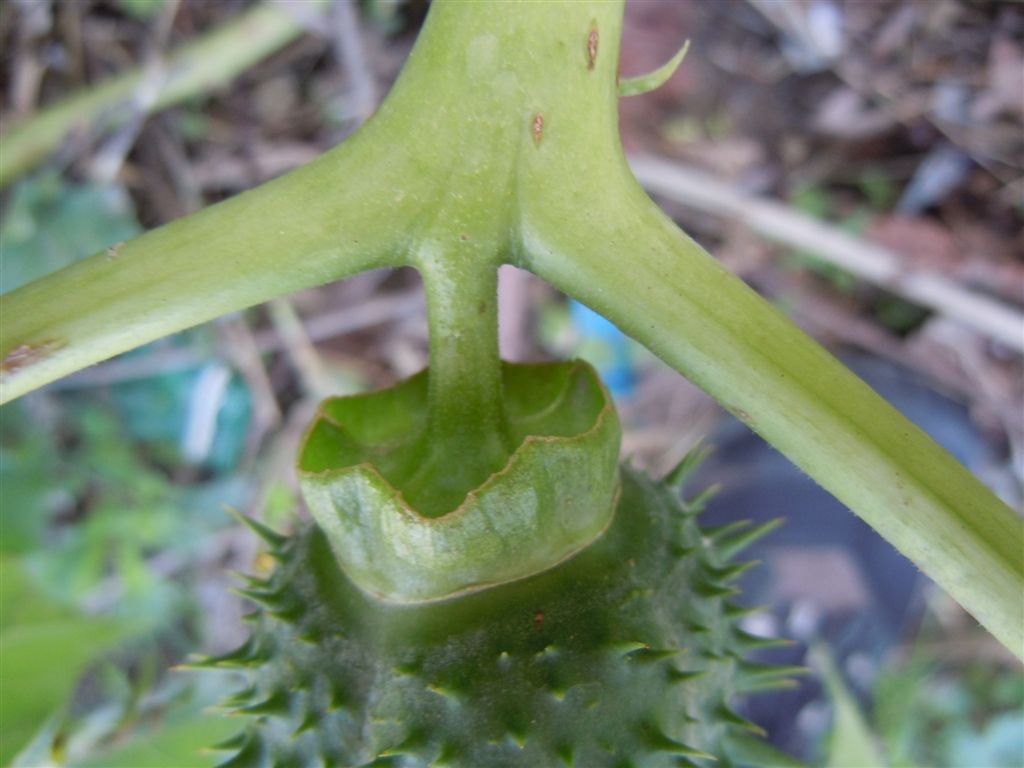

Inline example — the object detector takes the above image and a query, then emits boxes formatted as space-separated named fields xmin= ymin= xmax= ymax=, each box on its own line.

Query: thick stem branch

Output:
xmin=520 ymin=179 xmax=1024 ymax=659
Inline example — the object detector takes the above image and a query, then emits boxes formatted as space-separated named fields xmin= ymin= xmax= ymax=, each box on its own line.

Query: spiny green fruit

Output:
xmin=202 ymin=465 xmax=796 ymax=767
xmin=196 ymin=361 xmax=800 ymax=767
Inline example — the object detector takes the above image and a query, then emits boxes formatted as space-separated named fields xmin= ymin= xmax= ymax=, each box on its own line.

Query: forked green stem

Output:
xmin=1 ymin=0 xmax=1020 ymax=658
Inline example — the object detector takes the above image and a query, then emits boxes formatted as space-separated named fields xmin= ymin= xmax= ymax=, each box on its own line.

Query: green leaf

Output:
xmin=75 ymin=714 xmax=238 ymax=768
xmin=0 ymin=173 xmax=141 ymax=294
xmin=115 ymin=0 xmax=166 ymax=19
xmin=812 ymin=644 xmax=889 ymax=768
xmin=0 ymin=403 xmax=55 ymax=554
xmin=0 ymin=558 xmax=137 ymax=764
xmin=726 ymin=731 xmax=812 ymax=768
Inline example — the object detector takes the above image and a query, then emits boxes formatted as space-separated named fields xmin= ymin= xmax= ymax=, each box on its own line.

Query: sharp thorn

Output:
xmin=716 ymin=704 xmax=766 ymax=736
xmin=664 ymin=440 xmax=712 ymax=489
xmin=685 ymin=483 xmax=720 ymax=513
xmin=717 ymin=518 xmax=783 ymax=560
xmin=224 ymin=504 xmax=288 ymax=549
xmin=701 ymin=519 xmax=751 ymax=541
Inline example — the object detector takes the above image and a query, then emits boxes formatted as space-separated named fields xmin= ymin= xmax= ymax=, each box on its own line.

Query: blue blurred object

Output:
xmin=568 ymin=300 xmax=636 ymax=397
xmin=897 ymin=143 xmax=972 ymax=214
xmin=107 ymin=346 xmax=252 ymax=473
xmin=950 ymin=712 xmax=1024 ymax=767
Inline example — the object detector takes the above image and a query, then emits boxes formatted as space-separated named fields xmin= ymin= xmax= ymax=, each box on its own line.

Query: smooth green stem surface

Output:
xmin=402 ymin=248 xmax=513 ymax=518
xmin=418 ymin=253 xmax=509 ymax=461
xmin=0 ymin=3 xmax=319 ymax=188
xmin=0 ymin=124 xmax=413 ymax=401
xmin=2 ymin=0 xmax=1021 ymax=658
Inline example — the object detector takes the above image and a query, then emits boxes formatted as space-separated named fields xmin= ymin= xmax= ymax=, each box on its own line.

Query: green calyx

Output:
xmin=298 ymin=360 xmax=621 ymax=603
xmin=293 ymin=148 xmax=623 ymax=603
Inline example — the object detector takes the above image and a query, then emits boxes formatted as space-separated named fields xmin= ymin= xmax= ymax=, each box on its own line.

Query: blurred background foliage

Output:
xmin=1 ymin=0 xmax=1021 ymax=765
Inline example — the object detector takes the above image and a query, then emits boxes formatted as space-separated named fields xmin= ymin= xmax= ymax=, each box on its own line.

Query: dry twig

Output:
xmin=629 ymin=154 xmax=1024 ymax=353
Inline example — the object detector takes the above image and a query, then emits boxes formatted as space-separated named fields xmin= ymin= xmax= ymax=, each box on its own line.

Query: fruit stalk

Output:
xmin=415 ymin=249 xmax=513 ymax=512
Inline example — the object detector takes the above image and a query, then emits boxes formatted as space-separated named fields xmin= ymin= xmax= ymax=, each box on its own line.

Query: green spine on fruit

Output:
xmin=205 ymin=455 xmax=798 ymax=767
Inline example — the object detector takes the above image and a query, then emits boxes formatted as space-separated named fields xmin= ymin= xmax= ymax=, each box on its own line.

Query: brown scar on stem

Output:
xmin=1 ymin=339 xmax=67 ymax=375
xmin=587 ymin=22 xmax=599 ymax=70
xmin=106 ymin=242 xmax=124 ymax=260
xmin=532 ymin=113 xmax=544 ymax=145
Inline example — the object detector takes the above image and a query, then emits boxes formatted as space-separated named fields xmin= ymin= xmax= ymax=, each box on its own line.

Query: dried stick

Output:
xmin=629 ymin=154 xmax=1024 ymax=353
xmin=0 ymin=2 xmax=324 ymax=187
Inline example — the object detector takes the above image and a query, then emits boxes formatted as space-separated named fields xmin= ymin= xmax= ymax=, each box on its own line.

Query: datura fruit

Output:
xmin=196 ymin=362 xmax=799 ymax=768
